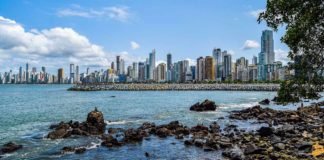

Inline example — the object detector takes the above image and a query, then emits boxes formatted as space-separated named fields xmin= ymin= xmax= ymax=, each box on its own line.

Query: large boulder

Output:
xmin=83 ymin=107 xmax=106 ymax=135
xmin=190 ymin=99 xmax=217 ymax=112
xmin=259 ymin=99 xmax=270 ymax=105
xmin=1 ymin=142 xmax=23 ymax=154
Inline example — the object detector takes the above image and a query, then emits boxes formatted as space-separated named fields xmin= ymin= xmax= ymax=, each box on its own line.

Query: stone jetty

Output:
xmin=68 ymin=83 xmax=280 ymax=91
xmin=42 ymin=101 xmax=324 ymax=159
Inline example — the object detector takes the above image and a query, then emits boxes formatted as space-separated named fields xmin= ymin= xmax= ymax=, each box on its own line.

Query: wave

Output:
xmin=219 ymin=102 xmax=258 ymax=110
xmin=105 ymin=119 xmax=142 ymax=125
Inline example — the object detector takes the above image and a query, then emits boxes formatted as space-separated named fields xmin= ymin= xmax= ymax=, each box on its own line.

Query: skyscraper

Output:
xmin=252 ymin=56 xmax=258 ymax=65
xmin=223 ymin=53 xmax=232 ymax=80
xmin=75 ymin=65 xmax=79 ymax=83
xmin=196 ymin=57 xmax=205 ymax=81
xmin=116 ymin=56 xmax=120 ymax=75
xmin=26 ymin=63 xmax=29 ymax=83
xmin=70 ymin=64 xmax=75 ymax=84
xmin=19 ymin=66 xmax=22 ymax=83
xmin=138 ymin=62 xmax=145 ymax=81
xmin=149 ymin=49 xmax=156 ymax=80
xmin=157 ymin=63 xmax=166 ymax=82
xmin=167 ymin=53 xmax=172 ymax=71
xmin=261 ymin=30 xmax=274 ymax=64
xmin=205 ymin=56 xmax=215 ymax=81
xmin=111 ymin=62 xmax=115 ymax=70
xmin=58 ymin=68 xmax=64 ymax=84
xmin=132 ymin=62 xmax=138 ymax=80
xmin=213 ymin=48 xmax=223 ymax=80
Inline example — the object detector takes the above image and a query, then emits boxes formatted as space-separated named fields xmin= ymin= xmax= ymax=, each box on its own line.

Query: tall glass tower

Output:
xmin=261 ymin=30 xmax=274 ymax=64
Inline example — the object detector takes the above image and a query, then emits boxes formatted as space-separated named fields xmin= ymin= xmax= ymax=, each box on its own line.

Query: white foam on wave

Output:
xmin=86 ymin=141 xmax=102 ymax=150
xmin=105 ymin=119 xmax=142 ymax=125
xmin=219 ymin=102 xmax=259 ymax=110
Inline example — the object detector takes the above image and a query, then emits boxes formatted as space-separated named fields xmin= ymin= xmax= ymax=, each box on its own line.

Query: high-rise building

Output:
xmin=86 ymin=67 xmax=90 ymax=75
xmin=32 ymin=67 xmax=37 ymax=73
xmin=132 ymin=62 xmax=138 ymax=80
xmin=252 ymin=56 xmax=258 ymax=65
xmin=138 ymin=62 xmax=145 ymax=81
xmin=149 ymin=49 xmax=156 ymax=80
xmin=196 ymin=57 xmax=205 ymax=81
xmin=19 ymin=66 xmax=22 ymax=83
xmin=69 ymin=64 xmax=75 ymax=84
xmin=223 ymin=53 xmax=232 ymax=80
xmin=26 ymin=63 xmax=29 ymax=83
xmin=111 ymin=62 xmax=115 ymax=70
xmin=58 ymin=68 xmax=64 ymax=84
xmin=116 ymin=56 xmax=121 ymax=75
xmin=167 ymin=53 xmax=172 ymax=71
xmin=261 ymin=30 xmax=275 ymax=64
xmin=41 ymin=66 xmax=46 ymax=73
xmin=75 ymin=65 xmax=80 ymax=83
xmin=213 ymin=48 xmax=223 ymax=80
xmin=157 ymin=63 xmax=166 ymax=82
xmin=204 ymin=56 xmax=215 ymax=81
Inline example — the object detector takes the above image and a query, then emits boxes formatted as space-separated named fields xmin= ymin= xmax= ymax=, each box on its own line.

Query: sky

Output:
xmin=0 ymin=0 xmax=290 ymax=74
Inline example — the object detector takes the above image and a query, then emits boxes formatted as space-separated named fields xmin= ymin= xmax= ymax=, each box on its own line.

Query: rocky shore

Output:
xmin=68 ymin=83 xmax=280 ymax=91
xmin=2 ymin=101 xmax=323 ymax=159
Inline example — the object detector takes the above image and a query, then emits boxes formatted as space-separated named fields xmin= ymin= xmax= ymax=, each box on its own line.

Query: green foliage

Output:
xmin=259 ymin=0 xmax=324 ymax=102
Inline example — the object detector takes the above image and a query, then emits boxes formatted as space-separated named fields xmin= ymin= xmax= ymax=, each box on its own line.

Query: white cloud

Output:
xmin=130 ymin=41 xmax=140 ymax=50
xmin=57 ymin=5 xmax=131 ymax=22
xmin=0 ymin=16 xmax=113 ymax=71
xmin=249 ymin=9 xmax=265 ymax=18
xmin=242 ymin=40 xmax=260 ymax=50
xmin=275 ymin=49 xmax=290 ymax=63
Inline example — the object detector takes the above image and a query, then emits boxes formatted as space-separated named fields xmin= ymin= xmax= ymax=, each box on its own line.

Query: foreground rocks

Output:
xmin=0 ymin=142 xmax=23 ymax=155
xmin=47 ymin=107 xmax=106 ymax=139
xmin=190 ymin=99 xmax=218 ymax=112
xmin=47 ymin=102 xmax=324 ymax=159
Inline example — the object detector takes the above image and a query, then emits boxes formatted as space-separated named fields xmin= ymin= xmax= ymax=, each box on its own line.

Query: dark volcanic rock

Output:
xmin=1 ymin=142 xmax=23 ymax=154
xmin=258 ymin=126 xmax=273 ymax=137
xmin=75 ymin=147 xmax=86 ymax=154
xmin=84 ymin=107 xmax=106 ymax=135
xmin=190 ymin=99 xmax=217 ymax=112
xmin=222 ymin=148 xmax=244 ymax=160
xmin=209 ymin=122 xmax=221 ymax=133
xmin=259 ymin=99 xmax=270 ymax=105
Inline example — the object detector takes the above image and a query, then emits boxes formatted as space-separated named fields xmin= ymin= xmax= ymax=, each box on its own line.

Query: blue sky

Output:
xmin=0 ymin=0 xmax=289 ymax=74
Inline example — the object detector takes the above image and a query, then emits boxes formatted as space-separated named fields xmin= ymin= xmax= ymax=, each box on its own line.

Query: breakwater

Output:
xmin=68 ymin=83 xmax=280 ymax=91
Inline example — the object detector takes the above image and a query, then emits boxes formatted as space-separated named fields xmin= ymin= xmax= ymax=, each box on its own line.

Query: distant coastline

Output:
xmin=68 ymin=83 xmax=280 ymax=91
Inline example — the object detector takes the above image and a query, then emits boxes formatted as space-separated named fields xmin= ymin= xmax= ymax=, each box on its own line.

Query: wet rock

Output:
xmin=1 ymin=142 xmax=23 ymax=154
xmin=145 ymin=152 xmax=149 ymax=157
xmin=71 ymin=128 xmax=89 ymax=136
xmin=209 ymin=122 xmax=221 ymax=133
xmin=296 ymin=141 xmax=312 ymax=153
xmin=222 ymin=148 xmax=244 ymax=160
xmin=190 ymin=124 xmax=209 ymax=133
xmin=101 ymin=134 xmax=121 ymax=147
xmin=75 ymin=147 xmax=86 ymax=154
xmin=273 ymin=143 xmax=285 ymax=151
xmin=47 ymin=128 xmax=72 ymax=139
xmin=84 ymin=107 xmax=106 ymax=135
xmin=156 ymin=127 xmax=171 ymax=138
xmin=193 ymin=139 xmax=205 ymax=147
xmin=259 ymin=99 xmax=270 ymax=105
xmin=62 ymin=146 xmax=75 ymax=153
xmin=258 ymin=126 xmax=273 ymax=137
xmin=184 ymin=140 xmax=193 ymax=145
xmin=244 ymin=144 xmax=265 ymax=155
xmin=190 ymin=99 xmax=217 ymax=112
xmin=124 ymin=128 xmax=144 ymax=142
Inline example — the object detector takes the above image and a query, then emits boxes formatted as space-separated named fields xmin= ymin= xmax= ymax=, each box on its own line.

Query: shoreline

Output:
xmin=68 ymin=83 xmax=280 ymax=91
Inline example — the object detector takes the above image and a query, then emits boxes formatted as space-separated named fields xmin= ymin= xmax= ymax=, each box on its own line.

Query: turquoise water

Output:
xmin=0 ymin=85 xmax=321 ymax=159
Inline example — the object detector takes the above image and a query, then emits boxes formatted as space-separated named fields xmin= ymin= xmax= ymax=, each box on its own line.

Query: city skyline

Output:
xmin=0 ymin=0 xmax=290 ymax=74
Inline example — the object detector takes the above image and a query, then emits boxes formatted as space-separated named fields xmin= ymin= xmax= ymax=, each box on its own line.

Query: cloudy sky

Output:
xmin=0 ymin=0 xmax=289 ymax=74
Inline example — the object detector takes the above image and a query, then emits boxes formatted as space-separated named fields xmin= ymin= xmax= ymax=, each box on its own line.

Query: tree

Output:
xmin=258 ymin=0 xmax=324 ymax=102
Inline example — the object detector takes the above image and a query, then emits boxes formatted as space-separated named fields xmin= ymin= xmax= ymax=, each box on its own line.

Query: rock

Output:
xmin=84 ymin=107 xmax=106 ymax=135
xmin=62 ymin=146 xmax=75 ymax=153
xmin=222 ymin=148 xmax=244 ymax=160
xmin=145 ymin=152 xmax=149 ymax=157
xmin=259 ymin=99 xmax=270 ymax=105
xmin=296 ymin=141 xmax=312 ymax=153
xmin=258 ymin=126 xmax=273 ymax=137
xmin=273 ymin=143 xmax=285 ymax=151
xmin=71 ymin=128 xmax=89 ymax=136
xmin=124 ymin=128 xmax=144 ymax=142
xmin=156 ymin=127 xmax=171 ymax=138
xmin=194 ymin=139 xmax=205 ymax=147
xmin=184 ymin=140 xmax=193 ymax=145
xmin=47 ymin=128 xmax=71 ymax=139
xmin=1 ymin=142 xmax=23 ymax=154
xmin=209 ymin=122 xmax=221 ymax=133
xmin=190 ymin=124 xmax=209 ymax=132
xmin=190 ymin=99 xmax=217 ymax=112
xmin=101 ymin=135 xmax=121 ymax=147
xmin=244 ymin=144 xmax=265 ymax=155
xmin=75 ymin=147 xmax=86 ymax=154
xmin=272 ymin=96 xmax=278 ymax=102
